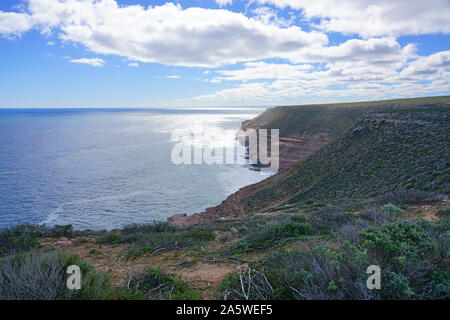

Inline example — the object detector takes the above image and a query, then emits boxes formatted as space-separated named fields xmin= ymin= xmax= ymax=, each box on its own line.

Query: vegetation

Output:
xmin=0 ymin=224 xmax=76 ymax=256
xmin=219 ymin=218 xmax=449 ymax=300
xmin=244 ymin=96 xmax=450 ymax=138
xmin=230 ymin=217 xmax=314 ymax=254
xmin=98 ymin=221 xmax=216 ymax=258
xmin=116 ymin=268 xmax=200 ymax=300
xmin=0 ymin=96 xmax=448 ymax=300
xmin=240 ymin=106 xmax=449 ymax=212
xmin=0 ymin=250 xmax=111 ymax=300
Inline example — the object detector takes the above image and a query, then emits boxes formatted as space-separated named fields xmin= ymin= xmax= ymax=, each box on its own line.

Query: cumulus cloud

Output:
xmin=400 ymin=51 xmax=450 ymax=79
xmin=215 ymin=38 xmax=415 ymax=83
xmin=0 ymin=0 xmax=448 ymax=105
xmin=299 ymin=38 xmax=413 ymax=66
xmin=0 ymin=11 xmax=33 ymax=37
xmin=70 ymin=58 xmax=105 ymax=67
xmin=215 ymin=0 xmax=233 ymax=7
xmin=215 ymin=61 xmax=312 ymax=81
xmin=186 ymin=76 xmax=448 ymax=106
xmin=0 ymin=0 xmax=327 ymax=67
xmin=187 ymin=46 xmax=450 ymax=105
xmin=252 ymin=6 xmax=295 ymax=27
xmin=257 ymin=0 xmax=450 ymax=37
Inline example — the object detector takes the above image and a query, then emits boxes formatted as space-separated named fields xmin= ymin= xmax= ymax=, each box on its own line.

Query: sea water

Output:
xmin=0 ymin=108 xmax=271 ymax=230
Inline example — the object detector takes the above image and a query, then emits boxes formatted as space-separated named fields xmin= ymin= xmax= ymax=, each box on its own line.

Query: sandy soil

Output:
xmin=38 ymin=237 xmax=263 ymax=299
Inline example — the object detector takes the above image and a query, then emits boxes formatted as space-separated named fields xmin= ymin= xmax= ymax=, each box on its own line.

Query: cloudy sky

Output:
xmin=0 ymin=0 xmax=449 ymax=108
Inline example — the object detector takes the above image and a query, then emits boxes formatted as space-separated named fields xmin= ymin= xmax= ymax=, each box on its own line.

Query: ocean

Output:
xmin=0 ymin=108 xmax=271 ymax=230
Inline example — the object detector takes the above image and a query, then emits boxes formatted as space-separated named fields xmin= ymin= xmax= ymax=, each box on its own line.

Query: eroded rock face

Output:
xmin=168 ymin=126 xmax=334 ymax=227
xmin=167 ymin=213 xmax=189 ymax=227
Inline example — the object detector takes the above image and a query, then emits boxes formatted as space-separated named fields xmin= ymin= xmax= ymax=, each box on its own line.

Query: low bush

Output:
xmin=99 ymin=221 xmax=216 ymax=258
xmin=379 ymin=190 xmax=444 ymax=206
xmin=381 ymin=204 xmax=404 ymax=217
xmin=359 ymin=206 xmax=395 ymax=225
xmin=0 ymin=224 xmax=77 ymax=256
xmin=308 ymin=206 xmax=354 ymax=232
xmin=0 ymin=250 xmax=111 ymax=300
xmin=229 ymin=219 xmax=315 ymax=254
xmin=117 ymin=268 xmax=199 ymax=300
xmin=220 ymin=219 xmax=449 ymax=300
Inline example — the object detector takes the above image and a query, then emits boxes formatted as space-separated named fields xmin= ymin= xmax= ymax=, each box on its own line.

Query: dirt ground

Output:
xmin=39 ymin=237 xmax=262 ymax=300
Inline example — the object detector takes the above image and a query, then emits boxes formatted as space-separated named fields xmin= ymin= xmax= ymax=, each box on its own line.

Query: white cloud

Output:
xmin=0 ymin=0 xmax=448 ymax=106
xmin=298 ymin=38 xmax=413 ymax=66
xmin=0 ymin=0 xmax=327 ymax=67
xmin=186 ymin=48 xmax=450 ymax=106
xmin=185 ymin=77 xmax=449 ymax=106
xmin=215 ymin=0 xmax=233 ymax=7
xmin=70 ymin=57 xmax=105 ymax=67
xmin=257 ymin=0 xmax=450 ymax=37
xmin=252 ymin=6 xmax=295 ymax=27
xmin=215 ymin=61 xmax=312 ymax=81
xmin=0 ymin=11 xmax=33 ymax=37
xmin=400 ymin=50 xmax=450 ymax=79
xmin=215 ymin=38 xmax=415 ymax=83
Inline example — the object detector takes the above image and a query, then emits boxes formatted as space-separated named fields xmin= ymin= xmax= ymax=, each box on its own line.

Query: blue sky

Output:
xmin=0 ymin=0 xmax=449 ymax=108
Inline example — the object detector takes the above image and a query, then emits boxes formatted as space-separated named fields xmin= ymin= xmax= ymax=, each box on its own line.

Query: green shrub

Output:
xmin=0 ymin=250 xmax=111 ymax=300
xmin=381 ymin=204 xmax=404 ymax=217
xmin=98 ymin=222 xmax=216 ymax=258
xmin=230 ymin=220 xmax=315 ymax=253
xmin=308 ymin=206 xmax=354 ymax=232
xmin=380 ymin=190 xmax=444 ymax=206
xmin=118 ymin=268 xmax=199 ymax=300
xmin=220 ymin=219 xmax=449 ymax=300
xmin=359 ymin=206 xmax=395 ymax=225
xmin=0 ymin=224 xmax=78 ymax=256
xmin=359 ymin=220 xmax=436 ymax=261
xmin=290 ymin=215 xmax=307 ymax=224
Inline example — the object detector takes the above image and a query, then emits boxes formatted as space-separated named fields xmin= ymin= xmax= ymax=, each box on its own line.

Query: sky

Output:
xmin=0 ymin=0 xmax=449 ymax=108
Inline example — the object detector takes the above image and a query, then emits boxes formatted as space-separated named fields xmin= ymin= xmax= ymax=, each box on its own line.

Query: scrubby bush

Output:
xmin=381 ymin=204 xmax=404 ymax=217
xmin=333 ymin=222 xmax=368 ymax=244
xmin=99 ymin=221 xmax=216 ymax=258
xmin=359 ymin=206 xmax=395 ymax=225
xmin=0 ymin=224 xmax=42 ymax=256
xmin=117 ymin=268 xmax=199 ymax=300
xmin=308 ymin=206 xmax=354 ymax=232
xmin=0 ymin=250 xmax=111 ymax=300
xmin=220 ymin=219 xmax=449 ymax=300
xmin=380 ymin=190 xmax=444 ymax=206
xmin=230 ymin=220 xmax=315 ymax=254
xmin=120 ymin=221 xmax=176 ymax=235
xmin=220 ymin=245 xmax=373 ymax=300
xmin=0 ymin=224 xmax=76 ymax=256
